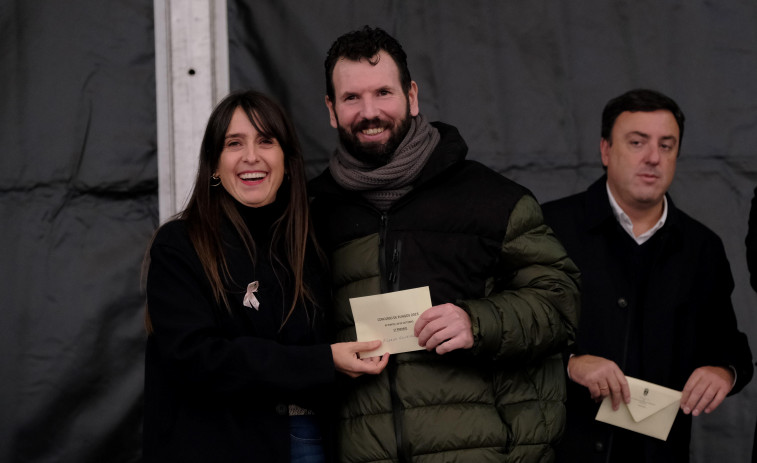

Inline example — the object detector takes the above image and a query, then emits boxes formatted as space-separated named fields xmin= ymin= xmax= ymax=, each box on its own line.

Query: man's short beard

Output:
xmin=337 ymin=110 xmax=412 ymax=167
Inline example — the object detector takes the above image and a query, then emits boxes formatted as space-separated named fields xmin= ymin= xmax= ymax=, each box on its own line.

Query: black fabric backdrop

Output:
xmin=1 ymin=0 xmax=756 ymax=461
xmin=0 ymin=1 xmax=154 ymax=461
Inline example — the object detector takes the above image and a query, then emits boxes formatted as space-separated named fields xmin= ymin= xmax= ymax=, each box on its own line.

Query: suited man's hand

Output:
xmin=568 ymin=354 xmax=631 ymax=410
xmin=680 ymin=366 xmax=733 ymax=416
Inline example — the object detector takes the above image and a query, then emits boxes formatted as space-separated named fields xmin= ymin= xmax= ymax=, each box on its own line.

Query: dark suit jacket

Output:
xmin=744 ymin=185 xmax=757 ymax=463
xmin=542 ymin=176 xmax=753 ymax=463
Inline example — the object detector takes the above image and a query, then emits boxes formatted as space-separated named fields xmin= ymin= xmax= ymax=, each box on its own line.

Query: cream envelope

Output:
xmin=595 ymin=376 xmax=682 ymax=441
xmin=350 ymin=286 xmax=432 ymax=357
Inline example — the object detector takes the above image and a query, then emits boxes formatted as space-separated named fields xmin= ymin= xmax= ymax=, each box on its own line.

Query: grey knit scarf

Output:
xmin=329 ymin=114 xmax=440 ymax=211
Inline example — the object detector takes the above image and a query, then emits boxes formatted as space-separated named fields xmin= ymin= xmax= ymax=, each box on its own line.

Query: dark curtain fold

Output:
xmin=0 ymin=1 xmax=155 ymax=462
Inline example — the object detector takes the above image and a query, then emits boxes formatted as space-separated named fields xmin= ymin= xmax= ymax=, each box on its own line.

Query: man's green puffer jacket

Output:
xmin=309 ymin=122 xmax=580 ymax=463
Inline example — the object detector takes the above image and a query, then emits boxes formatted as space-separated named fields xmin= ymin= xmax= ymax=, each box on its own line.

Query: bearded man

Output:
xmin=308 ymin=25 xmax=581 ymax=463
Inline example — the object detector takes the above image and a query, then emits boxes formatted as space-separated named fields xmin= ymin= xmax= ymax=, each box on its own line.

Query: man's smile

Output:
xmin=362 ymin=127 xmax=385 ymax=135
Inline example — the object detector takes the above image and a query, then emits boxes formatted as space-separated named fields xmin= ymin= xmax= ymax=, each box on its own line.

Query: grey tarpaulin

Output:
xmin=228 ymin=1 xmax=757 ymax=462
xmin=1 ymin=0 xmax=757 ymax=462
xmin=1 ymin=1 xmax=154 ymax=462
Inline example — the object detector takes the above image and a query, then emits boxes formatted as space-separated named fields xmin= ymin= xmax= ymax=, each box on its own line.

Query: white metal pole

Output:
xmin=154 ymin=0 xmax=229 ymax=223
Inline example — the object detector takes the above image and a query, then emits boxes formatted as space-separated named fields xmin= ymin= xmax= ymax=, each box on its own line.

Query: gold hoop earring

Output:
xmin=210 ymin=174 xmax=221 ymax=187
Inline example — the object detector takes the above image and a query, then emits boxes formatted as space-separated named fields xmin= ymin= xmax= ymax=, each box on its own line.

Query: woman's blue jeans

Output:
xmin=289 ymin=415 xmax=325 ymax=463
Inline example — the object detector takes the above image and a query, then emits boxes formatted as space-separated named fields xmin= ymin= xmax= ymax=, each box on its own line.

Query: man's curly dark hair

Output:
xmin=324 ymin=25 xmax=412 ymax=101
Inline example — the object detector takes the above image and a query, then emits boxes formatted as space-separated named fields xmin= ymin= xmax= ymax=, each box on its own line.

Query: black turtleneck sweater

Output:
xmin=143 ymin=194 xmax=335 ymax=462
xmin=227 ymin=195 xmax=325 ymax=347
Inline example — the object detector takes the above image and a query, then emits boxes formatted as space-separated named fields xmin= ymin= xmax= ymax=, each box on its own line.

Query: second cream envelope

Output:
xmin=595 ymin=376 xmax=682 ymax=441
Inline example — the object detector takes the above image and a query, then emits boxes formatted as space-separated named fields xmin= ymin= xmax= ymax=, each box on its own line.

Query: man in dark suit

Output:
xmin=542 ymin=88 xmax=753 ymax=462
xmin=744 ymin=185 xmax=757 ymax=463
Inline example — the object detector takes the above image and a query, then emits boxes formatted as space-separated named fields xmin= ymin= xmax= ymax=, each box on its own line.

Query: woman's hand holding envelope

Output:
xmin=331 ymin=340 xmax=390 ymax=378
xmin=568 ymin=354 xmax=631 ymax=410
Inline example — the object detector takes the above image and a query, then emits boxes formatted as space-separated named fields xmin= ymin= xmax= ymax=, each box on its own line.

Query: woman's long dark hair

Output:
xmin=146 ymin=90 xmax=320 ymax=332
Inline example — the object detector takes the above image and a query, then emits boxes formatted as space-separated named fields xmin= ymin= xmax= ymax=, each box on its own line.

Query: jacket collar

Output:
xmin=413 ymin=121 xmax=467 ymax=186
xmin=584 ymin=175 xmax=683 ymax=238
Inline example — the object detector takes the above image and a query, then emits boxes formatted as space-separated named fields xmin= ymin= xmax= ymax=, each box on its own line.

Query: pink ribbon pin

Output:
xmin=243 ymin=281 xmax=260 ymax=310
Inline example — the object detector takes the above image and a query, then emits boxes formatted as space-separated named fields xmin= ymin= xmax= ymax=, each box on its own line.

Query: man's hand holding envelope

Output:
xmin=568 ymin=354 xmax=631 ymax=409
xmin=350 ymin=286 xmax=474 ymax=358
xmin=569 ymin=354 xmax=736 ymax=441
xmin=679 ymin=365 xmax=735 ymax=416
xmin=414 ymin=302 xmax=474 ymax=355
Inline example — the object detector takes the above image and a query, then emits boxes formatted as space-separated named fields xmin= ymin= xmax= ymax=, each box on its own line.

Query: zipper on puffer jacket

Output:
xmin=379 ymin=212 xmax=408 ymax=461
xmin=388 ymin=240 xmax=402 ymax=292
xmin=379 ymin=214 xmax=389 ymax=293
xmin=388 ymin=358 xmax=410 ymax=462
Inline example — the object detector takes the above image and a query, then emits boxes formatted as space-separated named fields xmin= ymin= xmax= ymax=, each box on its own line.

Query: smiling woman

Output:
xmin=215 ymin=106 xmax=286 ymax=208
xmin=141 ymin=90 xmax=389 ymax=462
